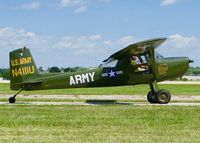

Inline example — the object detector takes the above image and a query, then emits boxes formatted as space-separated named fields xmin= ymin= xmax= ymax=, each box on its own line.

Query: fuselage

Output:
xmin=20 ymin=56 xmax=190 ymax=91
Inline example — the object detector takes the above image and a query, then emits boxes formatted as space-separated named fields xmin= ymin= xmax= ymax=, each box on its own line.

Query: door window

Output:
xmin=130 ymin=54 xmax=149 ymax=72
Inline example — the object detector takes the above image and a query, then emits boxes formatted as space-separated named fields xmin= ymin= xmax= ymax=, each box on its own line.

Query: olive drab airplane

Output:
xmin=8 ymin=38 xmax=193 ymax=104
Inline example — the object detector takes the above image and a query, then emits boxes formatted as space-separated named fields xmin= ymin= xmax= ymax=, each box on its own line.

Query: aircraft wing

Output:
xmin=107 ymin=37 xmax=166 ymax=60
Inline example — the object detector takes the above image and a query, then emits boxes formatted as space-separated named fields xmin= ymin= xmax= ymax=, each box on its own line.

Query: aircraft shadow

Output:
xmin=85 ymin=100 xmax=132 ymax=105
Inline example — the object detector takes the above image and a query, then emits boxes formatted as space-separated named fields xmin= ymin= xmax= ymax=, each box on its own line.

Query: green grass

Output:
xmin=1 ymin=83 xmax=200 ymax=95
xmin=1 ymin=83 xmax=199 ymax=143
xmin=0 ymin=105 xmax=199 ymax=143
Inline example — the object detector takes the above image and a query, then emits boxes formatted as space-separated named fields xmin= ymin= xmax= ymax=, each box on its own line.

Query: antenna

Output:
xmin=24 ymin=37 xmax=29 ymax=48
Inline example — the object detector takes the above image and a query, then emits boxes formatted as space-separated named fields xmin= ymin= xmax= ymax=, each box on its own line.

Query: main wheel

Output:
xmin=157 ymin=89 xmax=171 ymax=104
xmin=147 ymin=91 xmax=157 ymax=103
xmin=9 ymin=97 xmax=16 ymax=103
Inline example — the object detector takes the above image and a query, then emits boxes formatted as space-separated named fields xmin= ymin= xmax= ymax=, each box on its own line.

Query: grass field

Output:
xmin=0 ymin=83 xmax=200 ymax=142
xmin=0 ymin=105 xmax=199 ymax=143
xmin=1 ymin=83 xmax=200 ymax=95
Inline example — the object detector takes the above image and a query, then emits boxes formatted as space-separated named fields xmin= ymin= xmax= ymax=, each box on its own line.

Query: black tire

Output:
xmin=157 ymin=89 xmax=171 ymax=104
xmin=9 ymin=97 xmax=16 ymax=103
xmin=147 ymin=91 xmax=157 ymax=103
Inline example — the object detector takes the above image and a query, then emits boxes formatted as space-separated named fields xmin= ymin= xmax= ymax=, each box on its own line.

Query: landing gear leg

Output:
xmin=147 ymin=81 xmax=158 ymax=103
xmin=147 ymin=81 xmax=171 ymax=104
xmin=9 ymin=89 xmax=23 ymax=103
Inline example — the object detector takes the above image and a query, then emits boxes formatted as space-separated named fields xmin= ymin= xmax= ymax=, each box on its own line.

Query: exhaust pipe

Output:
xmin=189 ymin=59 xmax=194 ymax=63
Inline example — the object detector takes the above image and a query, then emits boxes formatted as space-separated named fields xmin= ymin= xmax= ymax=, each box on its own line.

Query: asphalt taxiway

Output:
xmin=1 ymin=94 xmax=200 ymax=106
xmin=1 ymin=101 xmax=200 ymax=106
xmin=2 ymin=94 xmax=200 ymax=101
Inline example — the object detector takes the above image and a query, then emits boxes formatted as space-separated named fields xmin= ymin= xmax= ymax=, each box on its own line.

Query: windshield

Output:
xmin=99 ymin=58 xmax=118 ymax=68
xmin=155 ymin=51 xmax=164 ymax=59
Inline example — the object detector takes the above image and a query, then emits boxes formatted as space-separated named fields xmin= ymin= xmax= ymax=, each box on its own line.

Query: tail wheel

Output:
xmin=9 ymin=97 xmax=16 ymax=103
xmin=8 ymin=89 xmax=22 ymax=104
xmin=147 ymin=91 xmax=158 ymax=103
xmin=157 ymin=89 xmax=171 ymax=104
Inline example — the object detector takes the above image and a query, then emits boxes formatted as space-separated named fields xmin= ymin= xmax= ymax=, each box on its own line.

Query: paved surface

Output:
xmin=1 ymin=94 xmax=200 ymax=101
xmin=159 ymin=81 xmax=200 ymax=84
xmin=1 ymin=101 xmax=200 ymax=106
xmin=0 ymin=78 xmax=10 ymax=83
xmin=1 ymin=94 xmax=200 ymax=106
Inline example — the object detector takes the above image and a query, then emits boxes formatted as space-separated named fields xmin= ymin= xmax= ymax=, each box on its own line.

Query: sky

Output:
xmin=0 ymin=0 xmax=200 ymax=69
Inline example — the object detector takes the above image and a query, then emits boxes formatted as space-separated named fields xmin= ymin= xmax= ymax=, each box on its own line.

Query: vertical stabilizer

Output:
xmin=9 ymin=47 xmax=39 ymax=90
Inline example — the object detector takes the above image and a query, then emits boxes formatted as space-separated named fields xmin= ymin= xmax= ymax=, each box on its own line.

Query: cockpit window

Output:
xmin=99 ymin=58 xmax=118 ymax=68
xmin=156 ymin=51 xmax=164 ymax=59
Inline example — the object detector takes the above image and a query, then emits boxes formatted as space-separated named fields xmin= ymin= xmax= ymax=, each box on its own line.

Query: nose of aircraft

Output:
xmin=156 ymin=57 xmax=192 ymax=81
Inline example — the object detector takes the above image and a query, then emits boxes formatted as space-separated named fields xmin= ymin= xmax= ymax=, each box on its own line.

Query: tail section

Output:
xmin=10 ymin=47 xmax=39 ymax=90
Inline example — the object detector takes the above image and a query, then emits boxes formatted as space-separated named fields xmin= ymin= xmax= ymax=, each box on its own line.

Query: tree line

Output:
xmin=186 ymin=67 xmax=200 ymax=76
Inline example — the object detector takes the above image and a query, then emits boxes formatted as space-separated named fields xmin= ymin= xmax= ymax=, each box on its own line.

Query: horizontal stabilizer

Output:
xmin=11 ymin=80 xmax=43 ymax=90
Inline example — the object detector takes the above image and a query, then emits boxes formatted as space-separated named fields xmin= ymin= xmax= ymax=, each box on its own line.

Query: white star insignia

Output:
xmin=108 ymin=70 xmax=116 ymax=77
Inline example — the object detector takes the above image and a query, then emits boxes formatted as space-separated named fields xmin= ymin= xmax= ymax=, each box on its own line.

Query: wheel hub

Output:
xmin=159 ymin=93 xmax=167 ymax=101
